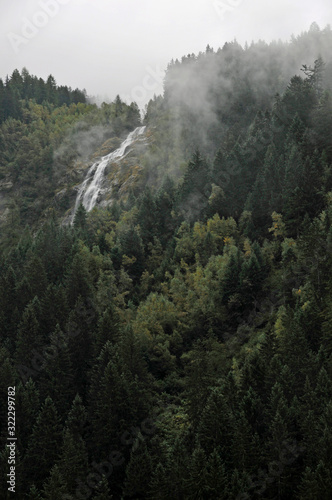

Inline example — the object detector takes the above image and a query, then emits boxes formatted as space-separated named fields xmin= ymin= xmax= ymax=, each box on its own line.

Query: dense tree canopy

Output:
xmin=1 ymin=24 xmax=332 ymax=499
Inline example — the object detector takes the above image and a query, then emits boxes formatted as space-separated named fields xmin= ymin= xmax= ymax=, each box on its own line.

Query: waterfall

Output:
xmin=73 ymin=126 xmax=146 ymax=218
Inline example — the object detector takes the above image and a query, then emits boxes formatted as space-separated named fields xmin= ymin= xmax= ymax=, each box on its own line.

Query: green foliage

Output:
xmin=1 ymin=28 xmax=332 ymax=498
xmin=123 ymin=439 xmax=153 ymax=498
xmin=22 ymin=397 xmax=62 ymax=489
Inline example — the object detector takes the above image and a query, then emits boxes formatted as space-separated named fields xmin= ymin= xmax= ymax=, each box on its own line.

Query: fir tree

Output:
xmin=123 ymin=439 xmax=153 ymax=498
xmin=92 ymin=475 xmax=113 ymax=500
xmin=23 ymin=397 xmax=62 ymax=488
xmin=57 ymin=428 xmax=89 ymax=492
xmin=148 ymin=462 xmax=169 ymax=500
xmin=41 ymin=465 xmax=68 ymax=500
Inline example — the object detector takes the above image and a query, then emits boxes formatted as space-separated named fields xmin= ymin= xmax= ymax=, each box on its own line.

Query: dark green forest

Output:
xmin=1 ymin=23 xmax=332 ymax=499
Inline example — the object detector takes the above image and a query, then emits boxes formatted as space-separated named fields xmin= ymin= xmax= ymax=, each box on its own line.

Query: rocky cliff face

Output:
xmin=62 ymin=127 xmax=150 ymax=223
xmin=0 ymin=126 xmax=150 ymax=229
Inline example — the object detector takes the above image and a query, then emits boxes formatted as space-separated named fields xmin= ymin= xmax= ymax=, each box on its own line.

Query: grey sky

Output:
xmin=1 ymin=0 xmax=332 ymax=108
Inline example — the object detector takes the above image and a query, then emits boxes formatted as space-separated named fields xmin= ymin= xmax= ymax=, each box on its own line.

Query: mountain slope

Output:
xmin=0 ymin=24 xmax=332 ymax=499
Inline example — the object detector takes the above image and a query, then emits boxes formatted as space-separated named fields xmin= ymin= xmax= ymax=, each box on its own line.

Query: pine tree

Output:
xmin=301 ymin=56 xmax=325 ymax=98
xmin=39 ymin=284 xmax=69 ymax=338
xmin=23 ymin=397 xmax=62 ymax=488
xmin=26 ymin=484 xmax=42 ymax=500
xmin=119 ymin=225 xmax=145 ymax=282
xmin=300 ymin=409 xmax=320 ymax=468
xmin=15 ymin=297 xmax=43 ymax=371
xmin=314 ymin=461 xmax=332 ymax=500
xmin=315 ymin=367 xmax=332 ymax=409
xmin=239 ymin=251 xmax=263 ymax=311
xmin=268 ymin=382 xmax=289 ymax=422
xmin=267 ymin=410 xmax=290 ymax=465
xmin=317 ymin=401 xmax=332 ymax=467
xmin=94 ymin=304 xmax=120 ymax=355
xmin=24 ymin=255 xmax=48 ymax=302
xmin=91 ymin=351 xmax=149 ymax=455
xmin=137 ymin=188 xmax=157 ymax=248
xmin=231 ymin=410 xmax=258 ymax=472
xmin=66 ymin=295 xmax=95 ymax=396
xmin=40 ymin=324 xmax=75 ymax=413
xmin=297 ymin=467 xmax=320 ymax=500
xmin=148 ymin=462 xmax=169 ymax=500
xmin=42 ymin=465 xmax=68 ymax=500
xmin=65 ymin=252 xmax=94 ymax=310
xmin=222 ymin=248 xmax=242 ymax=316
xmin=73 ymin=203 xmax=89 ymax=239
xmin=177 ymin=150 xmax=211 ymax=221
xmin=185 ymin=446 xmax=209 ymax=499
xmin=226 ymin=469 xmax=249 ymax=500
xmin=123 ymin=439 xmax=152 ymax=498
xmin=155 ymin=176 xmax=176 ymax=243
xmin=16 ymin=379 xmax=40 ymax=451
xmin=0 ymin=265 xmax=18 ymax=341
xmin=205 ymin=448 xmax=227 ymax=499
xmin=239 ymin=386 xmax=264 ymax=435
xmin=65 ymin=393 xmax=88 ymax=440
xmin=167 ymin=437 xmax=189 ymax=500
xmin=197 ymin=386 xmax=234 ymax=458
xmin=57 ymin=428 xmax=89 ymax=492
xmin=92 ymin=475 xmax=113 ymax=500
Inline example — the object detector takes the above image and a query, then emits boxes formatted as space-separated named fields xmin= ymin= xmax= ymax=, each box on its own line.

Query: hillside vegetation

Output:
xmin=1 ymin=23 xmax=332 ymax=499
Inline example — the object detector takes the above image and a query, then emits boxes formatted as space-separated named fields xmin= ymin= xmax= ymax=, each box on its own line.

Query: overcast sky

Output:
xmin=1 ymin=0 xmax=332 ymax=107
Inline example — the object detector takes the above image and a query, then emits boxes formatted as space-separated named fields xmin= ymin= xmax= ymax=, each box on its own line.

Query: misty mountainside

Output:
xmin=2 ymin=23 xmax=332 ymax=500
xmin=1 ymin=22 xmax=332 ymax=239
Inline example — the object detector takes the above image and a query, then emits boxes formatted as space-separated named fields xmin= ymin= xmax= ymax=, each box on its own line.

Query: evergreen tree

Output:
xmin=73 ymin=203 xmax=89 ymax=240
xmin=26 ymin=484 xmax=42 ymax=500
xmin=41 ymin=465 xmax=68 ymax=500
xmin=205 ymin=448 xmax=227 ymax=499
xmin=16 ymin=379 xmax=40 ymax=451
xmin=39 ymin=284 xmax=69 ymax=338
xmin=40 ymin=324 xmax=75 ymax=413
xmin=57 ymin=428 xmax=89 ymax=492
xmin=148 ymin=462 xmax=169 ymax=500
xmin=185 ymin=446 xmax=209 ymax=499
xmin=65 ymin=295 xmax=95 ymax=396
xmin=123 ymin=439 xmax=152 ymax=498
xmin=297 ymin=467 xmax=320 ymax=500
xmin=65 ymin=393 xmax=88 ymax=440
xmin=23 ymin=397 xmax=62 ymax=488
xmin=24 ymin=255 xmax=48 ymax=302
xmin=137 ymin=188 xmax=157 ymax=248
xmin=167 ymin=437 xmax=189 ymax=500
xmin=197 ymin=386 xmax=234 ymax=458
xmin=65 ymin=253 xmax=94 ymax=310
xmin=94 ymin=304 xmax=120 ymax=354
xmin=15 ymin=297 xmax=43 ymax=371
xmin=177 ymin=150 xmax=211 ymax=221
xmin=92 ymin=475 xmax=113 ymax=500
xmin=119 ymin=225 xmax=145 ymax=282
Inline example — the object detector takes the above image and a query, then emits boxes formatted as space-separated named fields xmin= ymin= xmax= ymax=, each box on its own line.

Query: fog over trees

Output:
xmin=1 ymin=23 xmax=332 ymax=499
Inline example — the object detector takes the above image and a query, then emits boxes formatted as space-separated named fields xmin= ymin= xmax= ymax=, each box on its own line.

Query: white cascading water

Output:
xmin=73 ymin=126 xmax=146 ymax=217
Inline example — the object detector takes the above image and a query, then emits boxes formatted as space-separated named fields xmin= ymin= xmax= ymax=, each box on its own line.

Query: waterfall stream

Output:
xmin=73 ymin=126 xmax=146 ymax=218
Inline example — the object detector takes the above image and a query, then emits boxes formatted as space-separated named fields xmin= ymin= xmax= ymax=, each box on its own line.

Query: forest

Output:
xmin=0 ymin=22 xmax=332 ymax=499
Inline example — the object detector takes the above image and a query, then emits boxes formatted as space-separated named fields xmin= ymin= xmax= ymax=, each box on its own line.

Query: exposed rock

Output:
xmin=70 ymin=127 xmax=149 ymax=215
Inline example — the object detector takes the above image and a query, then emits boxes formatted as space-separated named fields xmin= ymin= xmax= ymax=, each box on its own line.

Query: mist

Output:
xmin=1 ymin=0 xmax=332 ymax=107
